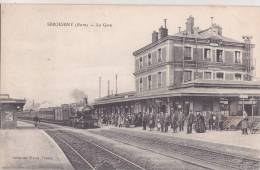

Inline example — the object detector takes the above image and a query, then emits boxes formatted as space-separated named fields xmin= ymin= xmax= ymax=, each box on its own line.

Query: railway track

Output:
xmin=33 ymin=121 xmax=260 ymax=170
xmin=89 ymin=129 xmax=260 ymax=170
xmin=45 ymin=130 xmax=145 ymax=170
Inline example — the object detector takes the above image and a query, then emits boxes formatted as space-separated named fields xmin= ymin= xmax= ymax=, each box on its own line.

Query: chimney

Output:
xmin=211 ymin=24 xmax=222 ymax=36
xmin=152 ymin=31 xmax=158 ymax=42
xmin=159 ymin=26 xmax=168 ymax=39
xmin=185 ymin=16 xmax=194 ymax=34
xmin=158 ymin=19 xmax=168 ymax=39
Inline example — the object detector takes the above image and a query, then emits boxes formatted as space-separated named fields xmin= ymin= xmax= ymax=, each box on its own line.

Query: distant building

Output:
xmin=93 ymin=16 xmax=260 ymax=118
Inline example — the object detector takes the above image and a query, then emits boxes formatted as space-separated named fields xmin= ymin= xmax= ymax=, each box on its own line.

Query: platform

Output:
xmin=0 ymin=121 xmax=74 ymax=170
xmin=101 ymin=125 xmax=259 ymax=150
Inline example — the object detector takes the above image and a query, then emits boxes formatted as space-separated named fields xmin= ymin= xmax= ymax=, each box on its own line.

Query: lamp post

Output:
xmin=250 ymin=97 xmax=255 ymax=121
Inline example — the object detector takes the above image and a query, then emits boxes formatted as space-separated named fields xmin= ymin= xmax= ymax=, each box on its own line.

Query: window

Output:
xmin=148 ymin=53 xmax=152 ymax=66
xmin=235 ymin=73 xmax=242 ymax=80
xmin=158 ymin=49 xmax=162 ymax=62
xmin=204 ymin=72 xmax=212 ymax=80
xmin=158 ymin=72 xmax=162 ymax=88
xmin=216 ymin=49 xmax=223 ymax=62
xmin=204 ymin=48 xmax=211 ymax=61
xmin=148 ymin=75 xmax=152 ymax=90
xmin=139 ymin=57 xmax=143 ymax=69
xmin=235 ymin=51 xmax=241 ymax=63
xmin=216 ymin=72 xmax=224 ymax=80
xmin=139 ymin=78 xmax=143 ymax=92
xmin=184 ymin=46 xmax=192 ymax=60
xmin=183 ymin=70 xmax=192 ymax=82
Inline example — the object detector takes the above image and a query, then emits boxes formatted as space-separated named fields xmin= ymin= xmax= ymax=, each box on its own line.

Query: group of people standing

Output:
xmin=100 ymin=109 xmax=251 ymax=135
xmin=141 ymin=110 xmax=221 ymax=134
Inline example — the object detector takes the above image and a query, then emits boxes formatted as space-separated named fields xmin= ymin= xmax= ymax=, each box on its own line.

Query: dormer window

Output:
xmin=216 ymin=49 xmax=223 ymax=62
xmin=204 ymin=48 xmax=211 ymax=61
xmin=148 ymin=53 xmax=152 ymax=66
xmin=184 ymin=46 xmax=192 ymax=60
xmin=235 ymin=51 xmax=241 ymax=63
xmin=158 ymin=49 xmax=162 ymax=62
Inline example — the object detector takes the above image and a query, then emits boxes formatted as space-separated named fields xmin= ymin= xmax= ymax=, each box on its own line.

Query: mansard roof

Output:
xmin=133 ymin=19 xmax=252 ymax=56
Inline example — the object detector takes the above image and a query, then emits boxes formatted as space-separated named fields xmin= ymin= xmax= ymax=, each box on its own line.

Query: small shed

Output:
xmin=0 ymin=94 xmax=26 ymax=129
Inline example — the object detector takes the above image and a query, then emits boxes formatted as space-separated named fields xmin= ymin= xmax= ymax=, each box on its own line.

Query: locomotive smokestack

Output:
xmin=83 ymin=97 xmax=88 ymax=104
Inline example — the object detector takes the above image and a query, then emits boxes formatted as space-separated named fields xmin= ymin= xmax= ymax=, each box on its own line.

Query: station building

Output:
xmin=93 ymin=16 xmax=260 ymax=122
xmin=0 ymin=94 xmax=26 ymax=128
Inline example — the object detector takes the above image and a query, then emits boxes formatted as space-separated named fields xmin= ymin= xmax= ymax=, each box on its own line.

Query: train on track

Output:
xmin=17 ymin=98 xmax=99 ymax=128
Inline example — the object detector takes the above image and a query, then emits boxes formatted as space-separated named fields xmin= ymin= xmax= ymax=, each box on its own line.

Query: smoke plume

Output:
xmin=70 ymin=89 xmax=86 ymax=102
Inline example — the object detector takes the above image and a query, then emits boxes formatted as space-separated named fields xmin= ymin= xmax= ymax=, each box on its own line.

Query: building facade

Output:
xmin=94 ymin=16 xmax=260 ymax=120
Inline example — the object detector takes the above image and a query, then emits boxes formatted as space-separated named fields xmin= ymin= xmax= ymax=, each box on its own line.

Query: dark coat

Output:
xmin=187 ymin=113 xmax=195 ymax=125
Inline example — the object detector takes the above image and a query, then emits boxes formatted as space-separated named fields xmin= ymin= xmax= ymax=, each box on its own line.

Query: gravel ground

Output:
xmin=65 ymin=129 xmax=210 ymax=170
xmin=88 ymin=128 xmax=260 ymax=170
xmin=45 ymin=130 xmax=143 ymax=170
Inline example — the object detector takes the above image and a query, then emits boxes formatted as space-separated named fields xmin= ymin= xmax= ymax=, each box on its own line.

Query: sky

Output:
xmin=1 ymin=5 xmax=260 ymax=106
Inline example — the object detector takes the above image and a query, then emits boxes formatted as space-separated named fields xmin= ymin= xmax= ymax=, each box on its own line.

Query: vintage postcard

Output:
xmin=0 ymin=4 xmax=260 ymax=170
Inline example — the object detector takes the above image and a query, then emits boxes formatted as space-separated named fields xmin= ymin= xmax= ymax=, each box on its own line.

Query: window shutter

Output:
xmin=162 ymin=47 xmax=167 ymax=61
xmin=136 ymin=79 xmax=139 ymax=93
xmin=212 ymin=49 xmax=216 ymax=62
xmin=143 ymin=55 xmax=147 ymax=67
xmin=152 ymin=51 xmax=157 ymax=65
xmin=135 ymin=59 xmax=139 ymax=71
xmin=162 ymin=71 xmax=166 ymax=87
xmin=143 ymin=76 xmax=147 ymax=91
xmin=152 ymin=74 xmax=157 ymax=89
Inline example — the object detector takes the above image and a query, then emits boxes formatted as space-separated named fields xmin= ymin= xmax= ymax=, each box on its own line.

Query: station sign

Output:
xmin=240 ymin=95 xmax=248 ymax=99
xmin=209 ymin=43 xmax=219 ymax=47
xmin=220 ymin=101 xmax=228 ymax=104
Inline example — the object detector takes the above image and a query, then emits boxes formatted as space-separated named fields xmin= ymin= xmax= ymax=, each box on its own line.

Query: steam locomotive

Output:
xmin=18 ymin=98 xmax=99 ymax=128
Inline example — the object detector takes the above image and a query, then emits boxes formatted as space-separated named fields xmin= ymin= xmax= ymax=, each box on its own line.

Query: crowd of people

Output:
xmin=99 ymin=110 xmax=245 ymax=134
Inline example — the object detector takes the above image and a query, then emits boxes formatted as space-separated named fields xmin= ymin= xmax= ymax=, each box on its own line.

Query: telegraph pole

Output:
xmin=99 ymin=76 xmax=101 ymax=98
xmin=107 ymin=80 xmax=110 ymax=96
xmin=242 ymin=35 xmax=252 ymax=80
xmin=0 ymin=4 xmax=2 ymax=128
xmin=115 ymin=74 xmax=118 ymax=95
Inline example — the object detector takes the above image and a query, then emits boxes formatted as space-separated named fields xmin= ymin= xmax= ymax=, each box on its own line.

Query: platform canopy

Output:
xmin=94 ymin=80 xmax=260 ymax=105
